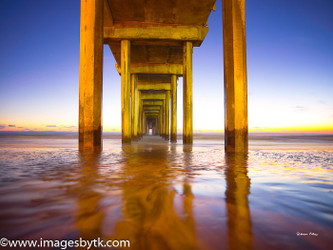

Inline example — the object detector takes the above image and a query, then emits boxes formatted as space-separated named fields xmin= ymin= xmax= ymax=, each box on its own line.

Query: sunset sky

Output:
xmin=0 ymin=0 xmax=332 ymax=133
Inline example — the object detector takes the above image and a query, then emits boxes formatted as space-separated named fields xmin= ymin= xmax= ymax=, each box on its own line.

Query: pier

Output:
xmin=79 ymin=0 xmax=248 ymax=152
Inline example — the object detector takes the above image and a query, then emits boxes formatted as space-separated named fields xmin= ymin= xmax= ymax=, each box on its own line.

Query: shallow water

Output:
xmin=0 ymin=135 xmax=332 ymax=249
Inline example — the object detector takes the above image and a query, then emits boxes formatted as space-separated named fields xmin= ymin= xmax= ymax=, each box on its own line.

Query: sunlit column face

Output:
xmin=79 ymin=0 xmax=103 ymax=152
xmin=223 ymin=0 xmax=248 ymax=152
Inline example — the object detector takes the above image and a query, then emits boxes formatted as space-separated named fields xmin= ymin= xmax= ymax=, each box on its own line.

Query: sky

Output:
xmin=0 ymin=0 xmax=332 ymax=134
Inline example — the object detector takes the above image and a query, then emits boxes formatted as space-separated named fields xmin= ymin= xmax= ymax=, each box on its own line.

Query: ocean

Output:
xmin=0 ymin=134 xmax=332 ymax=249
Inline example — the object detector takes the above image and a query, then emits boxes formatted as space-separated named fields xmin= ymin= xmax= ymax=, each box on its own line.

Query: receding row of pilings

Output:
xmin=118 ymin=40 xmax=193 ymax=145
xmin=129 ymin=73 xmax=178 ymax=142
xmin=79 ymin=0 xmax=248 ymax=153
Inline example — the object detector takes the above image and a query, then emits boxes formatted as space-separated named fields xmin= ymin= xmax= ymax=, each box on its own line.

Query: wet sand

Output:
xmin=0 ymin=135 xmax=332 ymax=249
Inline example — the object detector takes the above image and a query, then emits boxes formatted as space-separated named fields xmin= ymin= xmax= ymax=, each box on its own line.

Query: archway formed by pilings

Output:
xmin=79 ymin=0 xmax=248 ymax=153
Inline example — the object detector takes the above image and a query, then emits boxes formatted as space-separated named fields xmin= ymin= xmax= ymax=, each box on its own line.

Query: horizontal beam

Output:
xmin=142 ymin=100 xmax=163 ymax=106
xmin=144 ymin=111 xmax=160 ymax=114
xmin=116 ymin=63 xmax=182 ymax=75
xmin=140 ymin=92 xmax=166 ymax=100
xmin=139 ymin=75 xmax=171 ymax=83
xmin=145 ymin=116 xmax=159 ymax=119
xmin=138 ymin=83 xmax=171 ymax=91
xmin=143 ymin=105 xmax=161 ymax=108
xmin=133 ymin=64 xmax=182 ymax=75
xmin=145 ymin=112 xmax=160 ymax=114
xmin=144 ymin=107 xmax=161 ymax=111
xmin=104 ymin=23 xmax=208 ymax=46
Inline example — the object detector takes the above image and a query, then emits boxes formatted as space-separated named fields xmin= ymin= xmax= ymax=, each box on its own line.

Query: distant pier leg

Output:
xmin=183 ymin=42 xmax=193 ymax=144
xmin=222 ymin=0 xmax=248 ymax=152
xmin=165 ymin=90 xmax=170 ymax=140
xmin=140 ymin=99 xmax=143 ymax=137
xmin=143 ymin=113 xmax=146 ymax=135
xmin=171 ymin=75 xmax=177 ymax=142
xmin=162 ymin=99 xmax=165 ymax=138
xmin=155 ymin=117 xmax=158 ymax=135
xmin=121 ymin=40 xmax=131 ymax=143
xmin=137 ymin=93 xmax=141 ymax=138
xmin=131 ymin=74 xmax=138 ymax=140
xmin=159 ymin=111 xmax=162 ymax=136
xmin=79 ymin=0 xmax=103 ymax=152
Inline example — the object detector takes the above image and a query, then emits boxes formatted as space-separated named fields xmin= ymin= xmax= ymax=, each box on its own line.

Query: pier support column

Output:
xmin=138 ymin=94 xmax=141 ymax=138
xmin=131 ymin=74 xmax=138 ymax=140
xmin=155 ymin=118 xmax=158 ymax=135
xmin=79 ymin=0 xmax=103 ymax=152
xmin=162 ymin=99 xmax=166 ymax=138
xmin=171 ymin=75 xmax=177 ymax=142
xmin=143 ymin=114 xmax=146 ymax=135
xmin=121 ymin=40 xmax=131 ymax=143
xmin=140 ymin=100 xmax=143 ymax=136
xmin=222 ymin=0 xmax=248 ymax=152
xmin=159 ymin=112 xmax=162 ymax=136
xmin=141 ymin=101 xmax=144 ymax=137
xmin=160 ymin=100 xmax=164 ymax=137
xmin=183 ymin=42 xmax=193 ymax=144
xmin=165 ymin=90 xmax=170 ymax=140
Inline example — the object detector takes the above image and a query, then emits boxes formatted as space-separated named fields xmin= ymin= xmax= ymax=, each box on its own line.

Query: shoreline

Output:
xmin=0 ymin=132 xmax=332 ymax=141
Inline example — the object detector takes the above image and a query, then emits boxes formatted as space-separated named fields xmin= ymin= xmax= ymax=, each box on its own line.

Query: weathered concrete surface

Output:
xmin=79 ymin=0 xmax=103 ymax=152
xmin=139 ymin=83 xmax=171 ymax=91
xmin=143 ymin=100 xmax=164 ymax=106
xmin=223 ymin=0 xmax=248 ymax=152
xmin=165 ymin=90 xmax=170 ymax=140
xmin=103 ymin=0 xmax=215 ymax=145
xmin=121 ymin=40 xmax=131 ymax=143
xmin=116 ymin=62 xmax=183 ymax=75
xmin=131 ymin=74 xmax=138 ymax=139
xmin=143 ymin=105 xmax=161 ymax=111
xmin=80 ymin=0 xmax=248 ymax=152
xmin=183 ymin=42 xmax=193 ymax=144
xmin=171 ymin=75 xmax=177 ymax=142
xmin=105 ymin=0 xmax=215 ymax=26
xmin=104 ymin=24 xmax=208 ymax=46
xmin=111 ymin=45 xmax=183 ymax=68
xmin=140 ymin=91 xmax=166 ymax=100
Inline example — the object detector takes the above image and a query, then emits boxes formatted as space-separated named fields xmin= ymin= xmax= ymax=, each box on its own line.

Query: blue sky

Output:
xmin=0 ymin=0 xmax=332 ymax=133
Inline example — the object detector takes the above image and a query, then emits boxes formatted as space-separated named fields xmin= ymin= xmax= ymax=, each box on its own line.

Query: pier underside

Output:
xmin=79 ymin=0 xmax=248 ymax=152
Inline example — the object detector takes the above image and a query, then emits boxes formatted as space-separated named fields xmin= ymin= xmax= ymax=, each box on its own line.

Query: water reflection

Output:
xmin=2 ymin=137 xmax=331 ymax=249
xmin=114 ymin=141 xmax=197 ymax=249
xmin=75 ymin=141 xmax=253 ymax=249
xmin=225 ymin=153 xmax=252 ymax=250
xmin=76 ymin=152 xmax=104 ymax=241
xmin=182 ymin=145 xmax=196 ymax=248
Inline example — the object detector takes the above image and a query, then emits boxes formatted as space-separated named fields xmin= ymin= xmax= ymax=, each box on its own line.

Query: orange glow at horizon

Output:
xmin=1 ymin=123 xmax=332 ymax=134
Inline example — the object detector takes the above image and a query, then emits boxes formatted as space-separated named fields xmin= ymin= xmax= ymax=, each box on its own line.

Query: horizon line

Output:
xmin=0 ymin=130 xmax=333 ymax=136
